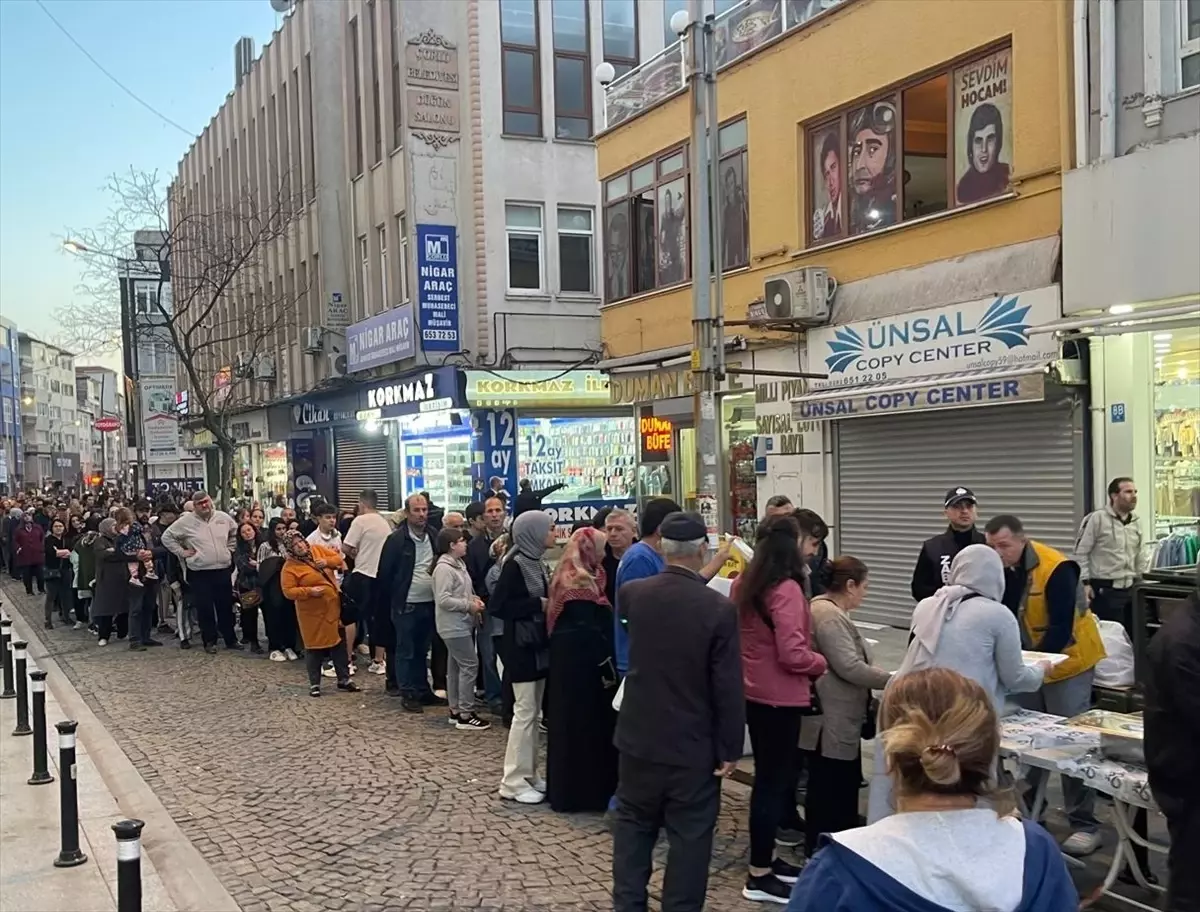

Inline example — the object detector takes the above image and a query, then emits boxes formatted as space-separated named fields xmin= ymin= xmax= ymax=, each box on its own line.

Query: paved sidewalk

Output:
xmin=0 ymin=621 xmax=175 ymax=912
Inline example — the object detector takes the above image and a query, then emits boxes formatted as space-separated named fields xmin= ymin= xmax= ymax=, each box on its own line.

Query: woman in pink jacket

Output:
xmin=732 ymin=514 xmax=828 ymax=905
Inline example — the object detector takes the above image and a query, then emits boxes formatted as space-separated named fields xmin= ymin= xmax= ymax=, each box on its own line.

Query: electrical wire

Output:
xmin=33 ymin=0 xmax=195 ymax=138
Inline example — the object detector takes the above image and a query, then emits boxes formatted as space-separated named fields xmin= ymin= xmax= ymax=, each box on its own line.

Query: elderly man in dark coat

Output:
xmin=611 ymin=511 xmax=745 ymax=912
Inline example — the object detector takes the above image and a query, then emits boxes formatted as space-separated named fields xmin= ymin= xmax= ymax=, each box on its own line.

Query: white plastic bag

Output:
xmin=612 ymin=678 xmax=625 ymax=711
xmin=1093 ymin=618 xmax=1135 ymax=687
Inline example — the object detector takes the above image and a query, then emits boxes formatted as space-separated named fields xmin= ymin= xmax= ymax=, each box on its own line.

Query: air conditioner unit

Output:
xmin=234 ymin=350 xmax=254 ymax=377
xmin=327 ymin=351 xmax=348 ymax=379
xmin=301 ymin=327 xmax=324 ymax=354
xmin=760 ymin=266 xmax=835 ymax=326
xmin=254 ymin=355 xmax=276 ymax=381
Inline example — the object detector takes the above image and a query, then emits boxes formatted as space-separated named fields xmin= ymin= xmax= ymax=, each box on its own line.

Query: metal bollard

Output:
xmin=11 ymin=641 xmax=31 ymax=736
xmin=0 ymin=618 xmax=15 ymax=699
xmin=112 ymin=819 xmax=145 ymax=912
xmin=27 ymin=670 xmax=53 ymax=785
xmin=53 ymin=721 xmax=87 ymax=868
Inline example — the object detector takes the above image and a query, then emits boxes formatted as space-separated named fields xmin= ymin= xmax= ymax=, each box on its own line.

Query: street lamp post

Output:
xmin=676 ymin=2 xmax=725 ymax=540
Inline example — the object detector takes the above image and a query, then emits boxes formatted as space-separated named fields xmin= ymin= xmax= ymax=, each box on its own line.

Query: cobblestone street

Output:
xmin=1 ymin=578 xmax=1166 ymax=912
xmin=1 ymin=580 xmax=760 ymax=912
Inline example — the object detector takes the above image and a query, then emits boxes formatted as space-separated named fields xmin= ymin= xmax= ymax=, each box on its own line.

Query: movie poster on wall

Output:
xmin=953 ymin=47 xmax=1013 ymax=206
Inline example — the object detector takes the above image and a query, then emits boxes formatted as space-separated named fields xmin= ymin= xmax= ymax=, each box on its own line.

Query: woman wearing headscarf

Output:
xmin=14 ymin=510 xmax=46 ymax=596
xmin=258 ymin=517 xmax=299 ymax=662
xmin=91 ymin=518 xmax=132 ymax=646
xmin=545 ymin=526 xmax=619 ymax=812
xmin=72 ymin=515 xmax=102 ymax=631
xmin=491 ymin=510 xmax=556 ymax=804
xmin=866 ymin=543 xmax=1052 ymax=823
xmin=279 ymin=530 xmax=358 ymax=697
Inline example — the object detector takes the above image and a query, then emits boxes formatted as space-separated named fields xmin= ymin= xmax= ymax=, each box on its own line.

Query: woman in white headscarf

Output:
xmin=491 ymin=510 xmax=557 ymax=805
xmin=866 ymin=544 xmax=1050 ymax=823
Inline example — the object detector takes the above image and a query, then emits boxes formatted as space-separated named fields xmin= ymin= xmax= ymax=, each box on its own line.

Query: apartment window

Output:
xmin=603 ymin=147 xmax=688 ymax=302
xmin=602 ymin=0 xmax=638 ymax=77
xmin=557 ymin=208 xmax=594 ymax=293
xmin=350 ymin=17 xmax=364 ymax=176
xmin=289 ymin=71 xmax=302 ymax=199
xmin=552 ymin=0 xmax=591 ymax=139
xmin=368 ymin=0 xmax=382 ymax=164
xmin=505 ymin=204 xmax=544 ymax=291
xmin=304 ymin=54 xmax=316 ymax=197
xmin=397 ymin=215 xmax=410 ymax=302
xmin=1182 ymin=0 xmax=1200 ymax=89
xmin=806 ymin=45 xmax=1010 ymax=246
xmin=378 ymin=225 xmax=390 ymax=309
xmin=37 ymin=403 xmax=48 ymax=418
xmin=390 ymin=0 xmax=403 ymax=149
xmin=358 ymin=236 xmax=371 ymax=313
xmin=500 ymin=0 xmax=542 ymax=136
xmin=716 ymin=118 xmax=749 ymax=270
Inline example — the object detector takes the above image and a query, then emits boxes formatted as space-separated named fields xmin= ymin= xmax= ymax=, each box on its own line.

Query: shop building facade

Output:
xmin=595 ymin=0 xmax=1079 ymax=625
xmin=1057 ymin=0 xmax=1200 ymax=552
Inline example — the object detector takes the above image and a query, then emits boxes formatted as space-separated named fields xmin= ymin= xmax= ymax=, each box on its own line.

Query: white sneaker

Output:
xmin=367 ymin=661 xmax=386 ymax=675
xmin=73 ymin=621 xmax=85 ymax=630
xmin=499 ymin=787 xmax=544 ymax=805
xmin=349 ymin=663 xmax=357 ymax=676
xmin=284 ymin=648 xmax=299 ymax=661
xmin=527 ymin=777 xmax=547 ymax=794
xmin=268 ymin=650 xmax=287 ymax=662
xmin=321 ymin=663 xmax=336 ymax=678
xmin=433 ymin=688 xmax=448 ymax=699
xmin=356 ymin=643 xmax=370 ymax=656
xmin=1061 ymin=830 xmax=1102 ymax=857
xmin=98 ymin=638 xmax=108 ymax=647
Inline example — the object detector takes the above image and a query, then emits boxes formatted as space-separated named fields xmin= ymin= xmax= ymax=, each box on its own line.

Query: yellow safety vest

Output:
xmin=1020 ymin=539 xmax=1106 ymax=683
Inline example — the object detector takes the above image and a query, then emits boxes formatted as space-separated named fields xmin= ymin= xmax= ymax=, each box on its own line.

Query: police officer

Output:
xmin=910 ymin=487 xmax=985 ymax=602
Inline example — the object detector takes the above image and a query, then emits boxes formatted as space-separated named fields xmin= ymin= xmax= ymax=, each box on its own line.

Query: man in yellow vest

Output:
xmin=985 ymin=513 xmax=1108 ymax=857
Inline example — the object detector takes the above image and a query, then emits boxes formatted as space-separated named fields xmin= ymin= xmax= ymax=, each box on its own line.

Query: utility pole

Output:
xmin=681 ymin=0 xmax=723 ymax=542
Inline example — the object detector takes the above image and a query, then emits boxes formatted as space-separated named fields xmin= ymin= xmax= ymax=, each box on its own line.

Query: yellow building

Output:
xmin=597 ymin=0 xmax=1084 ymax=625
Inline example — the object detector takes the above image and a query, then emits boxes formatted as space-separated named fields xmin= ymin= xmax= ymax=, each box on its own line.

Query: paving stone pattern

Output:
xmin=1 ymin=580 xmax=765 ymax=912
xmin=2 ymin=578 xmax=1164 ymax=912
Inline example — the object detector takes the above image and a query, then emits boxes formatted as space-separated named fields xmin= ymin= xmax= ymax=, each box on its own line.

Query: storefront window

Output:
xmin=257 ymin=443 xmax=289 ymax=504
xmin=1154 ymin=325 xmax=1200 ymax=540
xmin=722 ymin=392 xmax=758 ymax=539
xmin=517 ymin=416 xmax=636 ymax=502
xmin=397 ymin=411 xmax=473 ymax=511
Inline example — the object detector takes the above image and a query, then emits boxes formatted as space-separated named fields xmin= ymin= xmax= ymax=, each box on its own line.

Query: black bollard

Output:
xmin=112 ymin=819 xmax=145 ymax=912
xmin=27 ymin=670 xmax=53 ymax=785
xmin=53 ymin=721 xmax=87 ymax=868
xmin=11 ymin=641 xmax=31 ymax=736
xmin=0 ymin=618 xmax=15 ymax=699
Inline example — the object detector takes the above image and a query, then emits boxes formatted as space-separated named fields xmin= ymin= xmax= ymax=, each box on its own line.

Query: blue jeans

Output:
xmin=393 ymin=601 xmax=435 ymax=700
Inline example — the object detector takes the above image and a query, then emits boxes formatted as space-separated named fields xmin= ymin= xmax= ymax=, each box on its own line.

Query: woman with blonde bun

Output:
xmin=786 ymin=667 xmax=1076 ymax=912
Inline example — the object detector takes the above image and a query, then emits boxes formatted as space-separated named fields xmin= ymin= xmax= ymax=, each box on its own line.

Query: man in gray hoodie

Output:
xmin=161 ymin=491 xmax=239 ymax=654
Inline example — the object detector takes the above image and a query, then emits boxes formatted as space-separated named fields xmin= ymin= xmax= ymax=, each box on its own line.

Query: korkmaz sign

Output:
xmin=366 ymin=372 xmax=439 ymax=409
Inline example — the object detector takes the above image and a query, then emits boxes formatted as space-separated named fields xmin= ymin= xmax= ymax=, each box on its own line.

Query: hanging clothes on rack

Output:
xmin=1151 ymin=525 xmax=1200 ymax=568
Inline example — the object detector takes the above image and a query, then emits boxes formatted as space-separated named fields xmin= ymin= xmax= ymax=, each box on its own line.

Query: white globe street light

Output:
xmin=669 ymin=8 xmax=691 ymax=35
xmin=594 ymin=61 xmax=616 ymax=86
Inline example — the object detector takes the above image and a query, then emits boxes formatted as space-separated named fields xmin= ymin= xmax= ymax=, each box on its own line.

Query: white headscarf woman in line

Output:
xmin=867 ymin=544 xmax=1050 ymax=822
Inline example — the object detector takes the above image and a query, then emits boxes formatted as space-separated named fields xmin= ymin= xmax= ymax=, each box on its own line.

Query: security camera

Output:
xmin=595 ymin=61 xmax=616 ymax=86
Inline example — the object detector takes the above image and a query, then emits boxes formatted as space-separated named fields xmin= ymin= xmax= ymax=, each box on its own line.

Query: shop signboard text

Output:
xmin=416 ymin=225 xmax=459 ymax=352
xmin=639 ymin=412 xmax=673 ymax=463
xmin=470 ymin=408 xmax=518 ymax=506
xmin=792 ymin=373 xmax=1045 ymax=422
xmin=809 ymin=286 xmax=1060 ymax=388
xmin=347 ymin=304 xmax=416 ymax=373
xmin=140 ymin=375 xmax=181 ymax=464
xmin=464 ymin=370 xmax=610 ymax=408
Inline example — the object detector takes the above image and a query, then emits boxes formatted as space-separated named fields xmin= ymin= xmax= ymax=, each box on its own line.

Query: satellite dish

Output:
xmin=269 ymin=0 xmax=294 ymax=12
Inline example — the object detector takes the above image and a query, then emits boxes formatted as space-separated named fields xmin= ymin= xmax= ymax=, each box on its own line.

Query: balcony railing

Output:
xmin=603 ymin=0 xmax=847 ymax=130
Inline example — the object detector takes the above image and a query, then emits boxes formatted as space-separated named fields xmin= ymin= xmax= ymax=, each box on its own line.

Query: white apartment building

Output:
xmin=18 ymin=334 xmax=82 ymax=488
xmin=75 ymin=367 xmax=130 ymax=488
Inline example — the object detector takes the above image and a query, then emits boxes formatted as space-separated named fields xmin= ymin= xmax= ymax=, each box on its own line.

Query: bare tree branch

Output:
xmin=56 ymin=167 xmax=308 ymax=505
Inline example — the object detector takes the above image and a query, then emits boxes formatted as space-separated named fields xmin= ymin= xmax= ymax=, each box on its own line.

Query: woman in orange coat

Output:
xmin=279 ymin=530 xmax=360 ymax=697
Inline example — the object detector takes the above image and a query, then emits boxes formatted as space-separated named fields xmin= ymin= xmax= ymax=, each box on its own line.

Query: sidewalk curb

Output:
xmin=2 ymin=598 xmax=241 ymax=912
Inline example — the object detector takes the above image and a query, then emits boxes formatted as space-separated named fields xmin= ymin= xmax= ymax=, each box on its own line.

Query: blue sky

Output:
xmin=0 ymin=0 xmax=283 ymax=352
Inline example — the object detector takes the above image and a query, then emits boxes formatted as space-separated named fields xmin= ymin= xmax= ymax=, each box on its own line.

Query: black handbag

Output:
xmin=861 ymin=694 xmax=879 ymax=741
xmin=514 ymin=612 xmax=548 ymax=650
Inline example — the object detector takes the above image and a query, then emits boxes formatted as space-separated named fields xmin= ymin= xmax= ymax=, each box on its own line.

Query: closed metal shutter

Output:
xmin=834 ymin=395 xmax=1082 ymax=628
xmin=334 ymin=431 xmax=392 ymax=511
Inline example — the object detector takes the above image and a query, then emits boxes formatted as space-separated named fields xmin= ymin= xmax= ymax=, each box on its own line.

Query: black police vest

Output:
xmin=922 ymin=528 xmax=985 ymax=587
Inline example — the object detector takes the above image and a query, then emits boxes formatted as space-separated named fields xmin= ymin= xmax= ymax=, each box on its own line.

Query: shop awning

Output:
xmin=790 ymin=367 xmax=1046 ymax=423
xmin=1027 ymin=295 xmax=1199 ymax=338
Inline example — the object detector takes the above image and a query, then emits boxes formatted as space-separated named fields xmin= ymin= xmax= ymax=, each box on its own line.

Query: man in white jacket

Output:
xmin=161 ymin=491 xmax=239 ymax=655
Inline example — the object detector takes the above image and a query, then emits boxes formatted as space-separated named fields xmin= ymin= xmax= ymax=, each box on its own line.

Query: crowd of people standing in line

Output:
xmin=3 ymin=475 xmax=1197 ymax=912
